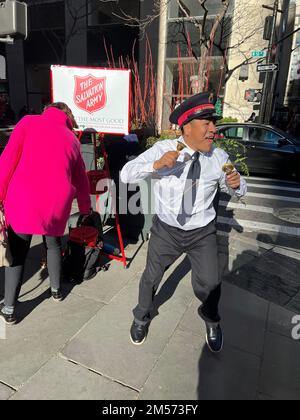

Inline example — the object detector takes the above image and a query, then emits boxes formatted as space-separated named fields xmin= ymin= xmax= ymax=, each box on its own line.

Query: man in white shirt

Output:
xmin=121 ymin=92 xmax=247 ymax=352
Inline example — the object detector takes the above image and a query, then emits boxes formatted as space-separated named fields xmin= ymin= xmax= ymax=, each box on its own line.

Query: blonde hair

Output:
xmin=44 ymin=102 xmax=78 ymax=128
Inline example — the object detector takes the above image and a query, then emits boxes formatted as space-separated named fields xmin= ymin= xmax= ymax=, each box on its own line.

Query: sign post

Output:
xmin=259 ymin=0 xmax=280 ymax=124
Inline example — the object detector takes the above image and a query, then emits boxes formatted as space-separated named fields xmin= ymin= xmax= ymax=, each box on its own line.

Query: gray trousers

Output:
xmin=133 ymin=216 xmax=221 ymax=325
xmin=4 ymin=227 xmax=62 ymax=307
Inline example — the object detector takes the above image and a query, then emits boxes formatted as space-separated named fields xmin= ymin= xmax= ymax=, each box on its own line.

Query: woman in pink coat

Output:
xmin=0 ymin=102 xmax=91 ymax=324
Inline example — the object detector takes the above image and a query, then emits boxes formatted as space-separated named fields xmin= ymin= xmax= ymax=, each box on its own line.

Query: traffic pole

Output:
xmin=259 ymin=0 xmax=279 ymax=124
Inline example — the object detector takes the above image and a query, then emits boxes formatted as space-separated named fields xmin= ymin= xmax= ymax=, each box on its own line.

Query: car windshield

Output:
xmin=269 ymin=126 xmax=300 ymax=144
xmin=217 ymin=124 xmax=300 ymax=145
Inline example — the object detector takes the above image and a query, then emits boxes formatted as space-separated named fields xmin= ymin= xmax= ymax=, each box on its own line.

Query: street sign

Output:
xmin=257 ymin=63 xmax=279 ymax=72
xmin=215 ymin=97 xmax=223 ymax=116
xmin=252 ymin=51 xmax=267 ymax=58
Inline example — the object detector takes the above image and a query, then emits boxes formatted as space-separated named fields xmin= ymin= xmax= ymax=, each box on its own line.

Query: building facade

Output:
xmin=285 ymin=0 xmax=300 ymax=107
xmin=1 ymin=0 xmax=140 ymax=119
xmin=157 ymin=0 xmax=294 ymax=128
xmin=0 ymin=0 xmax=297 ymax=130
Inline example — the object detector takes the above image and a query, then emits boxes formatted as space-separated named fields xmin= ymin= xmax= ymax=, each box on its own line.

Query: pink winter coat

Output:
xmin=0 ymin=107 xmax=91 ymax=236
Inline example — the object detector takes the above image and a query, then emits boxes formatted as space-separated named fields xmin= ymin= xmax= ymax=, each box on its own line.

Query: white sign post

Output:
xmin=51 ymin=65 xmax=131 ymax=135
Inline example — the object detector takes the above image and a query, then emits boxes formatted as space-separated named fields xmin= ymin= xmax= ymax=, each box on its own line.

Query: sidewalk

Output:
xmin=0 ymin=228 xmax=299 ymax=400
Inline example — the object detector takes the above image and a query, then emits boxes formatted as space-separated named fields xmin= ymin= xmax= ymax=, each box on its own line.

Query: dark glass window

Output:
xmin=24 ymin=29 xmax=65 ymax=64
xmin=169 ymin=56 xmax=225 ymax=98
xmin=87 ymin=26 xmax=139 ymax=66
xmin=169 ymin=0 xmax=234 ymax=18
xmin=167 ymin=18 xmax=231 ymax=58
xmin=249 ymin=127 xmax=282 ymax=144
xmin=88 ymin=0 xmax=140 ymax=26
xmin=28 ymin=1 xmax=65 ymax=30
xmin=220 ymin=126 xmax=245 ymax=140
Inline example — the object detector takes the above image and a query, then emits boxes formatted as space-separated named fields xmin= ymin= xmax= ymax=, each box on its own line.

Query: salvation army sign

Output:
xmin=51 ymin=65 xmax=130 ymax=134
xmin=74 ymin=75 xmax=107 ymax=114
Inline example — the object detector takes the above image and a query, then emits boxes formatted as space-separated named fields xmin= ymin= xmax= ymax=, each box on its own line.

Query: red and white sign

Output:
xmin=74 ymin=75 xmax=107 ymax=114
xmin=51 ymin=65 xmax=131 ymax=134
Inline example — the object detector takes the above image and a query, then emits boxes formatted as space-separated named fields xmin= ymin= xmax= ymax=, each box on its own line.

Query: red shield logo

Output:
xmin=73 ymin=75 xmax=107 ymax=114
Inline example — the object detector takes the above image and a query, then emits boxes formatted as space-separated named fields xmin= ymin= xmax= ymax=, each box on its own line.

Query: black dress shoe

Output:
xmin=0 ymin=303 xmax=16 ymax=325
xmin=130 ymin=321 xmax=148 ymax=345
xmin=206 ymin=324 xmax=223 ymax=353
xmin=51 ymin=289 xmax=63 ymax=302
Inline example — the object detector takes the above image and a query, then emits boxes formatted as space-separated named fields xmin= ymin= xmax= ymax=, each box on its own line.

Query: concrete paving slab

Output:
xmin=217 ymin=232 xmax=271 ymax=278
xmin=287 ymin=291 xmax=300 ymax=313
xmin=224 ymin=251 xmax=300 ymax=308
xmin=178 ymin=282 xmax=268 ymax=356
xmin=177 ymin=299 xmax=205 ymax=337
xmin=40 ymin=238 xmax=147 ymax=305
xmin=62 ymin=276 xmax=194 ymax=391
xmin=0 ymin=293 xmax=103 ymax=389
xmin=259 ymin=332 xmax=300 ymax=400
xmin=0 ymin=382 xmax=15 ymax=400
xmin=62 ymin=255 xmax=144 ymax=304
xmin=11 ymin=355 xmax=138 ymax=400
xmin=267 ymin=303 xmax=298 ymax=339
xmin=220 ymin=282 xmax=268 ymax=356
xmin=140 ymin=329 xmax=260 ymax=400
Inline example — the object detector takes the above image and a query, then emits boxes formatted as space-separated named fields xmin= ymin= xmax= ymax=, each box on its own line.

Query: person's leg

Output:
xmin=2 ymin=228 xmax=32 ymax=316
xmin=186 ymin=223 xmax=220 ymax=322
xmin=186 ymin=222 xmax=223 ymax=352
xmin=133 ymin=217 xmax=183 ymax=325
xmin=43 ymin=235 xmax=62 ymax=293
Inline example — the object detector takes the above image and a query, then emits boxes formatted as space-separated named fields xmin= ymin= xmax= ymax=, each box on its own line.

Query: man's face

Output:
xmin=183 ymin=119 xmax=217 ymax=152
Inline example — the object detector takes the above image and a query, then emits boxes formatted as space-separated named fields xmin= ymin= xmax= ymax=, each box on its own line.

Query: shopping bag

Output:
xmin=0 ymin=204 xmax=12 ymax=267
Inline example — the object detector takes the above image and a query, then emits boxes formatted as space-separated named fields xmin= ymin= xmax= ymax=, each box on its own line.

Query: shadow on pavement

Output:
xmin=224 ymin=232 xmax=300 ymax=312
xmin=16 ymin=289 xmax=52 ymax=324
xmin=197 ymin=210 xmax=300 ymax=400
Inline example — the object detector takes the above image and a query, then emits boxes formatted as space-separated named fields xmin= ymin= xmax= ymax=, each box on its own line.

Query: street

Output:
xmin=218 ymin=175 xmax=300 ymax=249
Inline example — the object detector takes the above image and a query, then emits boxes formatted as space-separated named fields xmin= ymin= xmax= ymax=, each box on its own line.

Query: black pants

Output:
xmin=133 ymin=216 xmax=221 ymax=325
xmin=4 ymin=227 xmax=62 ymax=307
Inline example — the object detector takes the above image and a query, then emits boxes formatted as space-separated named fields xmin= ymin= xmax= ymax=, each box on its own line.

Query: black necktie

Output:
xmin=177 ymin=152 xmax=201 ymax=226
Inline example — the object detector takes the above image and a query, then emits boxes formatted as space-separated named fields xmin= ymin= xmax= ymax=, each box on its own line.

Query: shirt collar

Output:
xmin=178 ymin=136 xmax=206 ymax=157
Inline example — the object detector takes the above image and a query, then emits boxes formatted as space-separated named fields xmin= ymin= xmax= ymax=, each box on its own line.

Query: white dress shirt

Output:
xmin=120 ymin=137 xmax=247 ymax=231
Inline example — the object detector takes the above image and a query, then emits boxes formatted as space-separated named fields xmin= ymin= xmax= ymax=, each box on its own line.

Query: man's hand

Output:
xmin=226 ymin=171 xmax=241 ymax=189
xmin=153 ymin=151 xmax=179 ymax=171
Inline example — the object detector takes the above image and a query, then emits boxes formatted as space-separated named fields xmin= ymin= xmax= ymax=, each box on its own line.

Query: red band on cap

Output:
xmin=178 ymin=103 xmax=215 ymax=126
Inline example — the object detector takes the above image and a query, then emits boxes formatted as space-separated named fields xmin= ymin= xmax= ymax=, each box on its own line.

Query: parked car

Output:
xmin=216 ymin=123 xmax=300 ymax=180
